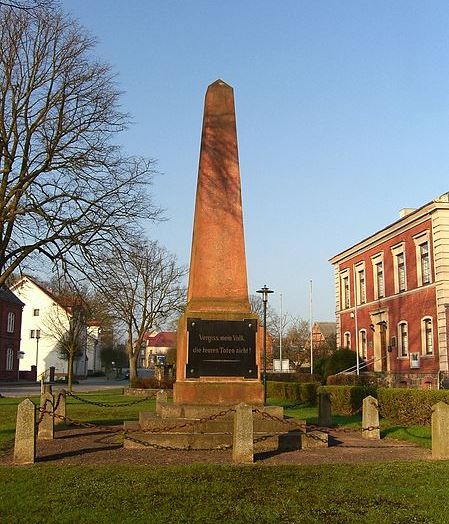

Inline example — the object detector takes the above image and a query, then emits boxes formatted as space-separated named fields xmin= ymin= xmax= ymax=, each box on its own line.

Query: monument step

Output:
xmin=123 ymin=430 xmax=305 ymax=453
xmin=138 ymin=412 xmax=305 ymax=434
xmin=157 ymin=402 xmax=284 ymax=420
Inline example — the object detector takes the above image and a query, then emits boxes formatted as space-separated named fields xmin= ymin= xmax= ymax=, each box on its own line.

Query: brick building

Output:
xmin=330 ymin=192 xmax=449 ymax=388
xmin=0 ymin=287 xmax=24 ymax=381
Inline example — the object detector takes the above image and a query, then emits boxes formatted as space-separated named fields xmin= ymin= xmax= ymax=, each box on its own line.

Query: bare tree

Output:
xmin=283 ymin=316 xmax=310 ymax=369
xmin=0 ymin=0 xmax=51 ymax=10
xmin=87 ymin=240 xmax=186 ymax=382
xmin=0 ymin=5 xmax=160 ymax=286
xmin=43 ymin=300 xmax=86 ymax=391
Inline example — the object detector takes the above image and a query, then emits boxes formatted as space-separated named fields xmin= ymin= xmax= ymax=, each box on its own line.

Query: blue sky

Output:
xmin=62 ymin=0 xmax=449 ymax=321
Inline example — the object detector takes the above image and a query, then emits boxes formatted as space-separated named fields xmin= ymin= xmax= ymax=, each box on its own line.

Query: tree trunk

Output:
xmin=67 ymin=353 xmax=74 ymax=392
xmin=129 ymin=352 xmax=138 ymax=383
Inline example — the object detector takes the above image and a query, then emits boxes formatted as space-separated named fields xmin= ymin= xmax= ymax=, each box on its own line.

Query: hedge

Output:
xmin=267 ymin=372 xmax=321 ymax=383
xmin=318 ymin=385 xmax=377 ymax=416
xmin=378 ymin=388 xmax=449 ymax=426
xmin=267 ymin=381 xmax=319 ymax=406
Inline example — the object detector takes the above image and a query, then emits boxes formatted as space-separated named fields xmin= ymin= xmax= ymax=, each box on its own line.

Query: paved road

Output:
xmin=0 ymin=377 xmax=130 ymax=397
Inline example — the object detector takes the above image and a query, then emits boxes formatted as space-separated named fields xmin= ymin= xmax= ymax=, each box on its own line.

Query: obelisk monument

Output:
xmin=174 ymin=80 xmax=263 ymax=405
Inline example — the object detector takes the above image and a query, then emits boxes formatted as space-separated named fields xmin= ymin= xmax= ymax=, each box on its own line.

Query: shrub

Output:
xmin=267 ymin=381 xmax=318 ymax=405
xmin=326 ymin=373 xmax=381 ymax=387
xmin=323 ymin=348 xmax=357 ymax=378
xmin=130 ymin=377 xmax=174 ymax=389
xmin=318 ymin=385 xmax=377 ymax=415
xmin=378 ymin=388 xmax=449 ymax=426
xmin=267 ymin=372 xmax=321 ymax=383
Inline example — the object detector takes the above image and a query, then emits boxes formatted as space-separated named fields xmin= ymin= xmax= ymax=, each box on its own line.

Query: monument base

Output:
xmin=173 ymin=380 xmax=264 ymax=406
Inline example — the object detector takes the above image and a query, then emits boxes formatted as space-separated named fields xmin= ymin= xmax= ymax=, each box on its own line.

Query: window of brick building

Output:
xmin=414 ymin=232 xmax=432 ymax=287
xmin=6 ymin=312 xmax=15 ymax=333
xmin=6 ymin=347 xmax=13 ymax=371
xmin=344 ymin=331 xmax=351 ymax=349
xmin=371 ymin=253 xmax=385 ymax=300
xmin=398 ymin=322 xmax=408 ymax=357
xmin=391 ymin=243 xmax=407 ymax=294
xmin=420 ymin=243 xmax=431 ymax=285
xmin=355 ymin=262 xmax=366 ymax=305
xmin=340 ymin=269 xmax=350 ymax=310
xmin=359 ymin=329 xmax=367 ymax=359
xmin=421 ymin=317 xmax=433 ymax=355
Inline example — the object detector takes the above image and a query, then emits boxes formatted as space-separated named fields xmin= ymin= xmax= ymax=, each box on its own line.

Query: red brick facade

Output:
xmin=331 ymin=195 xmax=449 ymax=388
xmin=0 ymin=288 xmax=24 ymax=381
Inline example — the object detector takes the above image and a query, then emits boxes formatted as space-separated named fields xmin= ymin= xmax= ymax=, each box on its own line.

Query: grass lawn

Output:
xmin=0 ymin=391 xmax=440 ymax=523
xmin=1 ymin=461 xmax=449 ymax=523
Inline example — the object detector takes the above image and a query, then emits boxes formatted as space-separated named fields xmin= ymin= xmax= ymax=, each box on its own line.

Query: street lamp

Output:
xmin=257 ymin=285 xmax=274 ymax=405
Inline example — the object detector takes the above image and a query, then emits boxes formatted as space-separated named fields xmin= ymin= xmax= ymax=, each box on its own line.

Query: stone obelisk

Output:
xmin=174 ymin=80 xmax=263 ymax=405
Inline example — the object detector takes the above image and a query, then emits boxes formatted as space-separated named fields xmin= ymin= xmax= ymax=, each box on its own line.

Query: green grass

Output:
xmin=1 ymin=461 xmax=449 ymax=523
xmin=0 ymin=389 xmax=155 ymax=456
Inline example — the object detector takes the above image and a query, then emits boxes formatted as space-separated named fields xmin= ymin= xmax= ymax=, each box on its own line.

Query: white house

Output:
xmin=11 ymin=276 xmax=89 ymax=380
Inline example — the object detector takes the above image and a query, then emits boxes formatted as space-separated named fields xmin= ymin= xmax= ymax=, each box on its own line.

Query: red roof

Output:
xmin=145 ymin=331 xmax=176 ymax=348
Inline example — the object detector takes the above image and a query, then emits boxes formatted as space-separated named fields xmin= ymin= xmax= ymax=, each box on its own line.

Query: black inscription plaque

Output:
xmin=186 ymin=318 xmax=258 ymax=378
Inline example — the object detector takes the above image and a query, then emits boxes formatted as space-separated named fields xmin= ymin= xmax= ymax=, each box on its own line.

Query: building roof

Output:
xmin=0 ymin=286 xmax=25 ymax=307
xmin=313 ymin=322 xmax=336 ymax=337
xmin=145 ymin=331 xmax=176 ymax=348
xmin=329 ymin=191 xmax=449 ymax=264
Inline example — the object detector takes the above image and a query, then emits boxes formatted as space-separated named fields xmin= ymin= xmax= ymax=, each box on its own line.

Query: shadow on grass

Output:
xmin=37 ymin=444 xmax=122 ymax=463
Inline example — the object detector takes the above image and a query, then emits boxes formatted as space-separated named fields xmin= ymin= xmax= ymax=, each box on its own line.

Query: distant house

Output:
xmin=0 ymin=287 xmax=24 ymax=381
xmin=11 ymin=276 xmax=89 ymax=380
xmin=312 ymin=322 xmax=337 ymax=350
xmin=143 ymin=331 xmax=176 ymax=367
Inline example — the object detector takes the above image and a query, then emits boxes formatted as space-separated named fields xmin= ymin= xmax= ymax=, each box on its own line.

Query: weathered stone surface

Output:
xmin=301 ymin=431 xmax=328 ymax=449
xmin=232 ymin=403 xmax=253 ymax=464
xmin=156 ymin=403 xmax=283 ymax=420
xmin=156 ymin=390 xmax=168 ymax=415
xmin=362 ymin=395 xmax=380 ymax=440
xmin=54 ymin=389 xmax=66 ymax=425
xmin=432 ymin=401 xmax=449 ymax=459
xmin=38 ymin=392 xmax=54 ymax=440
xmin=13 ymin=399 xmax=36 ymax=465
xmin=174 ymin=80 xmax=263 ymax=406
xmin=318 ymin=392 xmax=332 ymax=427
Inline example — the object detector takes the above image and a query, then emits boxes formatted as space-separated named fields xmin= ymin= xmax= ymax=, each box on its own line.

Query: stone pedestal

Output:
xmin=38 ymin=392 xmax=54 ymax=440
xmin=54 ymin=389 xmax=66 ymax=425
xmin=14 ymin=399 xmax=36 ymax=465
xmin=362 ymin=395 xmax=380 ymax=440
xmin=318 ymin=392 xmax=332 ymax=427
xmin=432 ymin=401 xmax=449 ymax=459
xmin=232 ymin=403 xmax=254 ymax=464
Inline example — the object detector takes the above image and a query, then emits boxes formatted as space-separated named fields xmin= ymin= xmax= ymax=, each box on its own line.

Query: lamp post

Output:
xmin=257 ymin=285 xmax=274 ymax=405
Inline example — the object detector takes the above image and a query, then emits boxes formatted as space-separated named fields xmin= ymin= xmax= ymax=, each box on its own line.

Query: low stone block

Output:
xmin=301 ymin=431 xmax=328 ymax=449
xmin=156 ymin=390 xmax=168 ymax=415
xmin=14 ymin=399 xmax=36 ymax=465
xmin=232 ymin=403 xmax=253 ymax=464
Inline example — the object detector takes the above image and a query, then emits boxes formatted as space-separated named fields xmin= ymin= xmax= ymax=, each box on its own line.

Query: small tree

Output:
xmin=87 ymin=240 xmax=186 ymax=382
xmin=45 ymin=304 xmax=86 ymax=391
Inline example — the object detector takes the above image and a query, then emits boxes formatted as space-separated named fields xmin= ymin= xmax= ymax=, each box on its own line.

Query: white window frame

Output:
xmin=6 ymin=347 xmax=13 ymax=371
xmin=340 ymin=269 xmax=351 ymax=310
xmin=371 ymin=253 xmax=385 ymax=300
xmin=343 ymin=331 xmax=351 ymax=349
xmin=421 ymin=316 xmax=434 ymax=356
xmin=355 ymin=262 xmax=366 ymax=305
xmin=413 ymin=231 xmax=432 ymax=287
xmin=391 ymin=242 xmax=407 ymax=293
xmin=398 ymin=321 xmax=408 ymax=358
xmin=359 ymin=329 xmax=367 ymax=359
xmin=6 ymin=312 xmax=15 ymax=333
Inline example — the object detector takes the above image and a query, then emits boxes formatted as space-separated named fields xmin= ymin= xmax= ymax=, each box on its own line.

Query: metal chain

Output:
xmin=123 ymin=432 xmax=232 ymax=451
xmin=66 ymin=391 xmax=156 ymax=407
xmin=126 ymin=408 xmax=236 ymax=434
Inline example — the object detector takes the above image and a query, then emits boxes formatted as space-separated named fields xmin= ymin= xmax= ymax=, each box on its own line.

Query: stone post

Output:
xmin=362 ymin=395 xmax=380 ymax=440
xmin=318 ymin=392 xmax=332 ymax=427
xmin=232 ymin=403 xmax=253 ymax=464
xmin=38 ymin=392 xmax=54 ymax=440
xmin=54 ymin=389 xmax=66 ymax=425
xmin=432 ymin=401 xmax=449 ymax=459
xmin=13 ymin=399 xmax=36 ymax=465
xmin=156 ymin=390 xmax=168 ymax=415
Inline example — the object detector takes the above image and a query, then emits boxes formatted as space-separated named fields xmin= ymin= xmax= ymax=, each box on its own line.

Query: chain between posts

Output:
xmin=66 ymin=391 xmax=157 ymax=407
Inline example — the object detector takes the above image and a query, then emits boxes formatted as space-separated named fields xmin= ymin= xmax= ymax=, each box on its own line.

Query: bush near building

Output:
xmin=318 ymin=385 xmax=377 ymax=416
xmin=378 ymin=388 xmax=449 ymax=426
xmin=267 ymin=381 xmax=319 ymax=406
